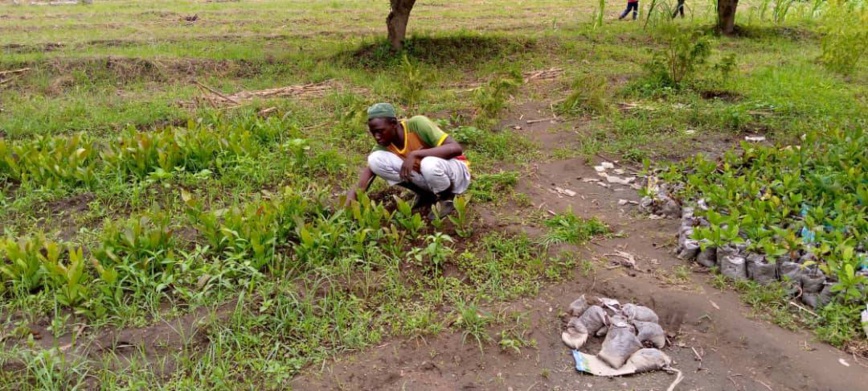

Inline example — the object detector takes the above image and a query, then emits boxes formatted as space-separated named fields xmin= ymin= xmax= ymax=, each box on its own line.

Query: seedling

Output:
xmin=448 ymin=194 xmax=473 ymax=238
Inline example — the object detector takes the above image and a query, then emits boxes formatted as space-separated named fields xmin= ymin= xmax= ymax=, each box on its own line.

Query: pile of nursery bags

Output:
xmin=561 ymin=295 xmax=676 ymax=377
xmin=676 ymin=206 xmax=838 ymax=309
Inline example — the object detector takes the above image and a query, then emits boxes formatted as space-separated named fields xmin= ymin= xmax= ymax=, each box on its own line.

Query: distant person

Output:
xmin=672 ymin=0 xmax=686 ymax=18
xmin=345 ymin=103 xmax=471 ymax=219
xmin=619 ymin=0 xmax=639 ymax=20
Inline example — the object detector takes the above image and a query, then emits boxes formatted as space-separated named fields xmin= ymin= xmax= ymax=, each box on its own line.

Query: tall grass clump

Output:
xmin=593 ymin=0 xmax=606 ymax=28
xmin=818 ymin=0 xmax=868 ymax=75
xmin=559 ymin=73 xmax=612 ymax=116
xmin=542 ymin=209 xmax=609 ymax=247
xmin=473 ymin=71 xmax=523 ymax=127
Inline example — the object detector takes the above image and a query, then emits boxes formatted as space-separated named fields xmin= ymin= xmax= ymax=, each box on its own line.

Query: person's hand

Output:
xmin=400 ymin=153 xmax=420 ymax=182
xmin=345 ymin=189 xmax=357 ymax=207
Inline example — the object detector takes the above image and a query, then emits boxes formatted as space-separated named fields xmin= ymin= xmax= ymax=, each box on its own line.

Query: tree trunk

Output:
xmin=387 ymin=0 xmax=416 ymax=51
xmin=717 ymin=0 xmax=739 ymax=35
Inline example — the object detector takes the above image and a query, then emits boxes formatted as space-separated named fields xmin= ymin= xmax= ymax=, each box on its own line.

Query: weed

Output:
xmin=673 ymin=265 xmax=691 ymax=282
xmin=814 ymin=301 xmax=864 ymax=347
xmin=513 ymin=192 xmax=533 ymax=208
xmin=454 ymin=301 xmax=492 ymax=352
xmin=396 ymin=304 xmax=444 ymax=338
xmin=542 ymin=209 xmax=609 ymax=247
xmin=473 ymin=71 xmax=523 ymax=127
xmin=411 ymin=233 xmax=455 ymax=272
xmin=710 ymin=270 xmax=728 ymax=290
xmin=498 ymin=329 xmax=536 ymax=353
xmin=559 ymin=73 xmax=612 ymax=116
xmin=0 ymin=347 xmax=90 ymax=390
xmin=580 ymin=259 xmax=596 ymax=277
xmin=710 ymin=53 xmax=738 ymax=85
xmin=772 ymin=0 xmax=796 ymax=23
xmin=468 ymin=172 xmax=518 ymax=202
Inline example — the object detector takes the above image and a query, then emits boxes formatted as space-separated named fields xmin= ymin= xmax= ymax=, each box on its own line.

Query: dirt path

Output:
xmin=291 ymin=104 xmax=867 ymax=391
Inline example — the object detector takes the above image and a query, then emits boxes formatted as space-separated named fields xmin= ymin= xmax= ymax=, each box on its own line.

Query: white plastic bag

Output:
xmin=562 ymin=317 xmax=589 ymax=349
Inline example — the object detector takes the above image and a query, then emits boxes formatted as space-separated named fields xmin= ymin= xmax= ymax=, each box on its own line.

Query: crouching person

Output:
xmin=345 ymin=103 xmax=471 ymax=219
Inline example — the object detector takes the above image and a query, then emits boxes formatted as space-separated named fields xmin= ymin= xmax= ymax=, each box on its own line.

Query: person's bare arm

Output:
xmin=346 ymin=166 xmax=376 ymax=205
xmin=400 ymin=137 xmax=463 ymax=181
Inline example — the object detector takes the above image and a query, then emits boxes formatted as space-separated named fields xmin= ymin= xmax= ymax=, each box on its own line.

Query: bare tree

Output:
xmin=387 ymin=0 xmax=417 ymax=50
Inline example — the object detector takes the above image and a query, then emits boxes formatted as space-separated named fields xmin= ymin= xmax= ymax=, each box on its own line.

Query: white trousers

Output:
xmin=368 ymin=150 xmax=471 ymax=194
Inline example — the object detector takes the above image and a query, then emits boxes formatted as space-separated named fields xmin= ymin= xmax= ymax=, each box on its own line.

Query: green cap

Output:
xmin=367 ymin=102 xmax=397 ymax=120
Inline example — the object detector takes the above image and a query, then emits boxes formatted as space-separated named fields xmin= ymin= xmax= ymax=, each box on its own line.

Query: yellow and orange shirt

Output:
xmin=373 ymin=115 xmax=469 ymax=166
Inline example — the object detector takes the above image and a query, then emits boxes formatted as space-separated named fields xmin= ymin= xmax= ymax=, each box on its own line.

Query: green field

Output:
xmin=1 ymin=0 xmax=866 ymax=389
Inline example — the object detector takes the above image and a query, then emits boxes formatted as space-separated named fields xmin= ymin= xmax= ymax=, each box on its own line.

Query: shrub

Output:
xmin=819 ymin=0 xmax=868 ymax=75
xmin=644 ymin=31 xmax=711 ymax=89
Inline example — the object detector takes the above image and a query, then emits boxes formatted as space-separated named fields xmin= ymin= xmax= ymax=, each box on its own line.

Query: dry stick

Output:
xmin=0 ymin=67 xmax=30 ymax=77
xmin=257 ymin=107 xmax=277 ymax=117
xmin=197 ymin=87 xmax=219 ymax=109
xmin=301 ymin=122 xmax=330 ymax=132
xmin=193 ymin=80 xmax=239 ymax=104
xmin=788 ymin=301 xmax=820 ymax=318
xmin=0 ymin=75 xmax=20 ymax=86
xmin=756 ymin=379 xmax=773 ymax=391
xmin=691 ymin=346 xmax=703 ymax=370
xmin=193 ymin=85 xmax=212 ymax=108
xmin=526 ymin=117 xmax=557 ymax=124
xmin=665 ymin=367 xmax=684 ymax=391
xmin=727 ymin=375 xmax=739 ymax=389
xmin=852 ymin=353 xmax=868 ymax=369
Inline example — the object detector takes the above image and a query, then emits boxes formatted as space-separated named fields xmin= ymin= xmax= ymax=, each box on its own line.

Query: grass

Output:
xmin=542 ymin=209 xmax=610 ymax=246
xmin=709 ymin=274 xmax=804 ymax=331
xmin=1 ymin=0 xmax=866 ymax=388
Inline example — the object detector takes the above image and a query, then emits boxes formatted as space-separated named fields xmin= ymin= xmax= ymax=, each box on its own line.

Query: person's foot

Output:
xmin=428 ymin=191 xmax=456 ymax=220
xmin=412 ymin=191 xmax=437 ymax=210
xmin=397 ymin=182 xmax=437 ymax=210
xmin=428 ymin=199 xmax=455 ymax=220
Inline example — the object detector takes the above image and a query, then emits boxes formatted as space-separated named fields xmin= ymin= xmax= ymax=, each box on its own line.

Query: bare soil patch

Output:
xmin=42 ymin=192 xmax=96 ymax=240
xmin=700 ymin=90 xmax=742 ymax=102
